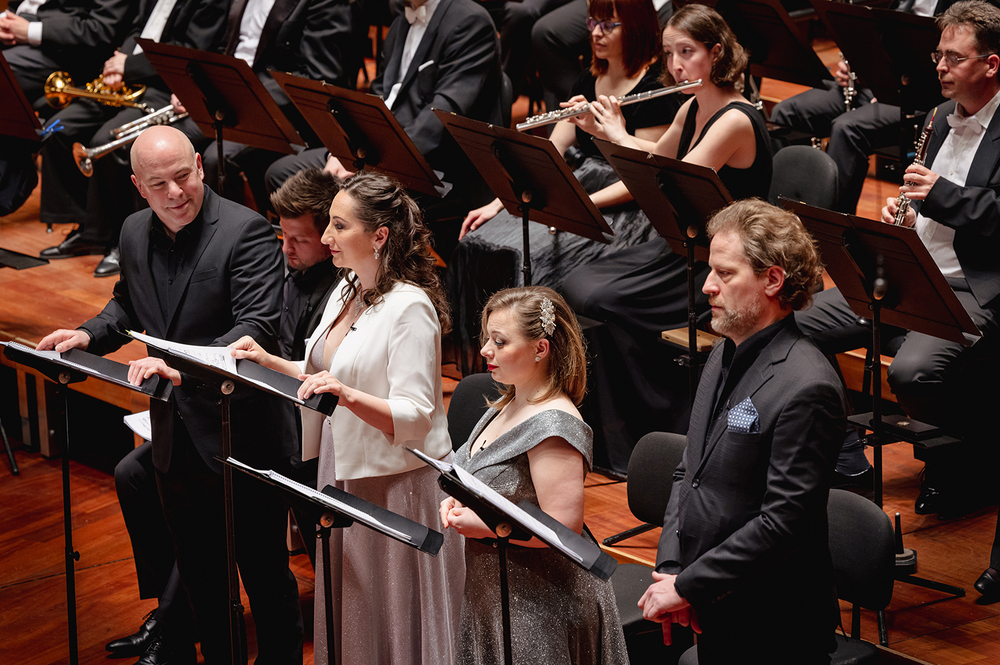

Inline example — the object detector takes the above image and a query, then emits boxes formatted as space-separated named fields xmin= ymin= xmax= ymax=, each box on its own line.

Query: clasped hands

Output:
xmin=880 ymin=163 xmax=940 ymax=227
xmin=0 ymin=12 xmax=29 ymax=46
xmin=637 ymin=571 xmax=702 ymax=646
xmin=439 ymin=496 xmax=495 ymax=540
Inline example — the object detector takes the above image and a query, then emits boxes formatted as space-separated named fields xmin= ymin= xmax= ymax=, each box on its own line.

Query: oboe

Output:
xmin=894 ymin=108 xmax=937 ymax=226
xmin=515 ymin=79 xmax=703 ymax=131
xmin=841 ymin=54 xmax=858 ymax=111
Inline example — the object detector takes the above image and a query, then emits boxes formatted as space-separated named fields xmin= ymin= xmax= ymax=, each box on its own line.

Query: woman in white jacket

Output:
xmin=230 ymin=171 xmax=463 ymax=665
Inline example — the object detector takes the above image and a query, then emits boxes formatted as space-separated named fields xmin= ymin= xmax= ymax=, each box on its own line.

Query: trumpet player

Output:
xmin=37 ymin=0 xmax=229 ymax=278
xmin=1 ymin=0 xmax=131 ymax=111
xmin=796 ymin=1 xmax=1000 ymax=529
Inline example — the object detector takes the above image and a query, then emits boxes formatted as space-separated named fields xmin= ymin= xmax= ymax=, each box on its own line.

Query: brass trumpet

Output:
xmin=72 ymin=105 xmax=188 ymax=177
xmin=44 ymin=71 xmax=150 ymax=111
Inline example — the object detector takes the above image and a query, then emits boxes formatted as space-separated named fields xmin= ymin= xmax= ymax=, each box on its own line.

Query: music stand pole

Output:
xmin=518 ymin=196 xmax=533 ymax=287
xmin=56 ymin=380 xmax=80 ymax=665
xmin=219 ymin=382 xmax=243 ymax=665
xmin=496 ymin=528 xmax=514 ymax=665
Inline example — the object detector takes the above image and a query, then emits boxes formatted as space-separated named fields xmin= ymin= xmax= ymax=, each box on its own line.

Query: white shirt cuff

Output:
xmin=27 ymin=21 xmax=43 ymax=47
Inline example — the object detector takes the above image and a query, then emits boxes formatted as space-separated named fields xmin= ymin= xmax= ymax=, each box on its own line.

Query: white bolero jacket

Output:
xmin=298 ymin=278 xmax=452 ymax=480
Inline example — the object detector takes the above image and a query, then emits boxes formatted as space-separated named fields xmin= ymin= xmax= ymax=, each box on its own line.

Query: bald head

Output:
xmin=130 ymin=126 xmax=205 ymax=237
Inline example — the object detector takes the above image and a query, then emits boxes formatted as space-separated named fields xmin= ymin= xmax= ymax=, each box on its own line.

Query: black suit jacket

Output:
xmin=8 ymin=0 xmax=136 ymax=57
xmin=8 ymin=0 xmax=135 ymax=71
xmin=913 ymin=98 xmax=1000 ymax=309
xmin=120 ymin=0 xmax=229 ymax=86
xmin=371 ymin=0 xmax=502 ymax=174
xmin=79 ymin=187 xmax=297 ymax=474
xmin=657 ymin=318 xmax=845 ymax=656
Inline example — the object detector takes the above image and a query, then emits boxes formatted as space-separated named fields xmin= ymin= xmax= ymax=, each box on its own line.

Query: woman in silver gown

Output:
xmin=440 ymin=287 xmax=629 ymax=664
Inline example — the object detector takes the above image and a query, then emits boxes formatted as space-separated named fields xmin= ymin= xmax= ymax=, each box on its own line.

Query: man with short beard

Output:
xmin=639 ymin=199 xmax=847 ymax=665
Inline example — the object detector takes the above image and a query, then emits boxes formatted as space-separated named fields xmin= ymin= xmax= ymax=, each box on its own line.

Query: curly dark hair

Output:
xmin=706 ymin=199 xmax=823 ymax=311
xmin=338 ymin=171 xmax=451 ymax=333
xmin=659 ymin=3 xmax=747 ymax=88
xmin=480 ymin=287 xmax=588 ymax=408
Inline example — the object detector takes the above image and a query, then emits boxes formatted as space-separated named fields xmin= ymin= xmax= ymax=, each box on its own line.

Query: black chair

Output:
xmin=768 ymin=145 xmax=840 ymax=211
xmin=678 ymin=488 xmax=895 ymax=665
xmin=446 ymin=372 xmax=502 ymax=451
xmin=608 ymin=431 xmax=692 ymax=663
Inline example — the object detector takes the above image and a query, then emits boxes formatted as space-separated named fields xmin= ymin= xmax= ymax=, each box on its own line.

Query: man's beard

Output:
xmin=710 ymin=295 xmax=765 ymax=342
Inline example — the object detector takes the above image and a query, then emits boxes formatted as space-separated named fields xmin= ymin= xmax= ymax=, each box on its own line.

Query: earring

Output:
xmin=535 ymin=356 xmax=540 ymax=362
xmin=374 ymin=248 xmax=379 ymax=260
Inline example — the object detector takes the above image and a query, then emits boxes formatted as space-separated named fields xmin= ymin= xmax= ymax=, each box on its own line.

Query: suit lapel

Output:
xmin=686 ymin=343 xmax=722 ymax=465
xmin=395 ymin=0 xmax=452 ymax=100
xmin=381 ymin=19 xmax=407 ymax=98
xmin=967 ymin=100 xmax=1000 ymax=187
xmin=163 ymin=190 xmax=219 ymax=334
xmin=923 ymin=100 xmax=956 ymax=169
xmin=691 ymin=326 xmax=796 ymax=479
xmin=254 ymin=0 xmax=298 ymax=70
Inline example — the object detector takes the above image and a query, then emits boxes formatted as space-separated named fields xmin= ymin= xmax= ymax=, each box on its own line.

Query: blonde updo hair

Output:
xmin=480 ymin=287 xmax=588 ymax=408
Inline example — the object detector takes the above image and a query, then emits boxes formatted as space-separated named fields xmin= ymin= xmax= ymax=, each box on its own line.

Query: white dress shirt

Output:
xmin=233 ymin=0 xmax=277 ymax=66
xmin=385 ymin=0 xmax=441 ymax=109
xmin=915 ymin=88 xmax=1000 ymax=278
xmin=133 ymin=0 xmax=180 ymax=54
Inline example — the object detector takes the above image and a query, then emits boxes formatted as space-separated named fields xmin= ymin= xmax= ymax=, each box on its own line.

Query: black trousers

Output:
xmin=770 ymin=83 xmax=900 ymax=214
xmin=155 ymin=421 xmax=303 ymax=665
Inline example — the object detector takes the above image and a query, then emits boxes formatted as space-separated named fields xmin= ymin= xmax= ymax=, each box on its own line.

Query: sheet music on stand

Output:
xmin=226 ymin=457 xmax=443 ymax=553
xmin=409 ymin=448 xmax=616 ymax=579
xmin=126 ymin=331 xmax=335 ymax=414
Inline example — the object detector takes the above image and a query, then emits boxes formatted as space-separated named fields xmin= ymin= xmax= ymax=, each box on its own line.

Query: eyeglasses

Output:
xmin=586 ymin=17 xmax=621 ymax=33
xmin=930 ymin=51 xmax=994 ymax=66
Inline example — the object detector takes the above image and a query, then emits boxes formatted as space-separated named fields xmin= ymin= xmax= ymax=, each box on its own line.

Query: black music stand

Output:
xmin=123 ymin=330 xmax=335 ymax=665
xmin=226 ymin=457 xmax=443 ymax=662
xmin=0 ymin=342 xmax=173 ymax=665
xmin=596 ymin=140 xmax=729 ymax=404
xmin=811 ymin=1 xmax=943 ymax=162
xmin=784 ymin=199 xmax=977 ymax=599
xmin=270 ymin=71 xmax=446 ymax=198
xmin=701 ymin=0 xmax=833 ymax=104
xmin=433 ymin=111 xmax=611 ymax=286
xmin=410 ymin=448 xmax=617 ymax=665
xmin=136 ymin=39 xmax=302 ymax=192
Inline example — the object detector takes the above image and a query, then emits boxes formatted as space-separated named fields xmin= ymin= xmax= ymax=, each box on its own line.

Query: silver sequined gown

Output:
xmin=310 ymin=343 xmax=465 ymax=665
xmin=455 ymin=408 xmax=629 ymax=665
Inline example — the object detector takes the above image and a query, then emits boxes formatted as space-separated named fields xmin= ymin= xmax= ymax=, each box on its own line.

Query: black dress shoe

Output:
xmin=94 ymin=246 xmax=121 ymax=277
xmin=136 ymin=635 xmax=195 ymax=665
xmin=975 ymin=568 xmax=1000 ymax=600
xmin=106 ymin=610 xmax=159 ymax=656
xmin=914 ymin=485 xmax=943 ymax=515
xmin=39 ymin=230 xmax=106 ymax=259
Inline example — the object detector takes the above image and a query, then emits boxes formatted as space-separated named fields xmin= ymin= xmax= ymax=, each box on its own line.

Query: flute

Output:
xmin=515 ymin=79 xmax=703 ymax=131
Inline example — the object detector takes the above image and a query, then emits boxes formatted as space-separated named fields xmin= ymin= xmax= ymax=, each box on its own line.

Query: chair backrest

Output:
xmin=447 ymin=372 xmax=503 ymax=451
xmin=827 ymin=489 xmax=895 ymax=612
xmin=768 ymin=145 xmax=839 ymax=210
xmin=500 ymin=72 xmax=514 ymax=129
xmin=626 ymin=432 xmax=687 ymax=526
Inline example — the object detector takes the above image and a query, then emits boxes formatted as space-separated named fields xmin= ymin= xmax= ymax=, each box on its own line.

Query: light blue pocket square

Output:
xmin=728 ymin=397 xmax=760 ymax=433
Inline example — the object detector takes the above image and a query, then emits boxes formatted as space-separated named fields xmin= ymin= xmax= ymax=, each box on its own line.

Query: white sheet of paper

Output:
xmin=129 ymin=331 xmax=237 ymax=373
xmin=123 ymin=410 xmax=152 ymax=441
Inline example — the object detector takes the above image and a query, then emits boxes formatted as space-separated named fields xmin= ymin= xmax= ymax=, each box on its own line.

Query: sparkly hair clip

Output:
xmin=539 ymin=296 xmax=556 ymax=337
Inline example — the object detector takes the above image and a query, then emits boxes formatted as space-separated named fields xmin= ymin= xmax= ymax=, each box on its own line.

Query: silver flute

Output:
xmin=515 ymin=79 xmax=703 ymax=131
